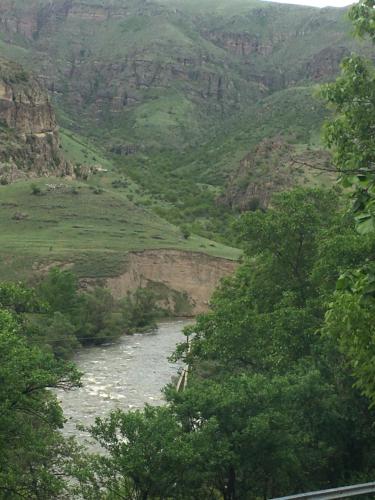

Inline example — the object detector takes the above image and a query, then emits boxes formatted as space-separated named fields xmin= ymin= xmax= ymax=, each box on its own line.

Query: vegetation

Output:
xmin=0 ymin=0 xmax=372 ymax=246
xmin=69 ymin=187 xmax=375 ymax=499
xmin=0 ymin=283 xmax=81 ymax=498
xmin=3 ymin=186 xmax=375 ymax=499
xmin=0 ymin=176 xmax=240 ymax=282
xmin=25 ymin=267 xmax=163 ymax=358
xmin=1 ymin=1 xmax=375 ymax=499
xmin=67 ymin=6 xmax=375 ymax=498
xmin=320 ymin=0 xmax=375 ymax=405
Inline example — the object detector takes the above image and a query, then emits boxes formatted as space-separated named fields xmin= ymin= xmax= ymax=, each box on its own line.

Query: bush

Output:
xmin=30 ymin=183 xmax=42 ymax=195
xmin=181 ymin=225 xmax=191 ymax=240
xmin=120 ymin=288 xmax=160 ymax=332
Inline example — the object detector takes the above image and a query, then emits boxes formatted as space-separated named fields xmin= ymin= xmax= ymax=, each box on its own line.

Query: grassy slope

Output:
xmin=122 ymin=85 xmax=330 ymax=186
xmin=0 ymin=130 xmax=240 ymax=282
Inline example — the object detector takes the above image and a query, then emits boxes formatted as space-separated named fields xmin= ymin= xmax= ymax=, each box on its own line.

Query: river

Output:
xmin=56 ymin=320 xmax=190 ymax=445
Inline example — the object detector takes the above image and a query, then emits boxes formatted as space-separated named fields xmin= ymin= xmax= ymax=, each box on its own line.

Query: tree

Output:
xmin=321 ymin=0 xmax=375 ymax=403
xmin=33 ymin=269 xmax=125 ymax=354
xmin=349 ymin=0 xmax=375 ymax=41
xmin=74 ymin=406 xmax=213 ymax=500
xmin=37 ymin=267 xmax=81 ymax=315
xmin=235 ymin=188 xmax=339 ymax=305
xmin=321 ymin=56 xmax=375 ymax=235
xmin=170 ymin=187 xmax=375 ymax=497
xmin=77 ymin=287 xmax=122 ymax=345
xmin=120 ymin=288 xmax=159 ymax=332
xmin=178 ymin=189 xmax=339 ymax=374
xmin=0 ymin=298 xmax=81 ymax=498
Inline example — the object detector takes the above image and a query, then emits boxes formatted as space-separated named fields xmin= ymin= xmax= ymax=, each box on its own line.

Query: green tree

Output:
xmin=77 ymin=287 xmax=122 ymax=345
xmin=37 ymin=267 xmax=81 ymax=315
xmin=0 ymin=302 xmax=81 ymax=498
xmin=33 ymin=269 xmax=125 ymax=354
xmin=321 ymin=55 xmax=375 ymax=235
xmin=120 ymin=288 xmax=159 ymax=332
xmin=235 ymin=188 xmax=338 ymax=305
xmin=321 ymin=0 xmax=375 ymax=403
xmin=179 ymin=189 xmax=339 ymax=373
xmin=349 ymin=0 xmax=375 ymax=40
xmin=0 ymin=281 xmax=41 ymax=313
xmin=43 ymin=311 xmax=81 ymax=358
xmin=74 ymin=406 xmax=213 ymax=500
xmin=171 ymin=187 xmax=375 ymax=497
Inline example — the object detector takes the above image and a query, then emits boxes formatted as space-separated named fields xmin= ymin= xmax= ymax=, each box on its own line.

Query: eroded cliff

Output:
xmin=0 ymin=57 xmax=71 ymax=183
xmin=106 ymin=250 xmax=238 ymax=316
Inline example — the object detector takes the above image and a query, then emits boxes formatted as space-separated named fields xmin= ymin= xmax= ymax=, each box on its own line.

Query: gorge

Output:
xmin=1 ymin=0 xmax=375 ymax=498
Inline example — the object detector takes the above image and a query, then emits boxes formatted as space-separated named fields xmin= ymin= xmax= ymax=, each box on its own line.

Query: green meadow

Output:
xmin=0 ymin=176 xmax=240 ymax=281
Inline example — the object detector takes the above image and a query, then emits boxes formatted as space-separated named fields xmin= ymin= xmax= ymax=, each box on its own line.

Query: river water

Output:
xmin=56 ymin=320 xmax=189 ymax=445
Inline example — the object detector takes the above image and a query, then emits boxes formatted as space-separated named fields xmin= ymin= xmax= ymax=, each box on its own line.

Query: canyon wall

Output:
xmin=0 ymin=57 xmax=71 ymax=183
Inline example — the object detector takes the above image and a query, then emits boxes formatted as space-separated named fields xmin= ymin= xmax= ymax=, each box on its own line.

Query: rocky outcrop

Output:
xmin=203 ymin=31 xmax=274 ymax=57
xmin=106 ymin=250 xmax=238 ymax=315
xmin=221 ymin=137 xmax=295 ymax=211
xmin=0 ymin=1 xmax=163 ymax=41
xmin=221 ymin=138 xmax=333 ymax=211
xmin=0 ymin=57 xmax=71 ymax=183
xmin=302 ymin=46 xmax=350 ymax=81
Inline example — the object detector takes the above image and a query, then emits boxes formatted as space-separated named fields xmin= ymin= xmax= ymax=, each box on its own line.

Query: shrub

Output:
xmin=30 ymin=183 xmax=42 ymax=195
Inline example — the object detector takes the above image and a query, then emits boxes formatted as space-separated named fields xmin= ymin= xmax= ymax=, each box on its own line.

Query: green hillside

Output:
xmin=0 ymin=174 xmax=240 ymax=282
xmin=0 ymin=0 xmax=373 ymax=259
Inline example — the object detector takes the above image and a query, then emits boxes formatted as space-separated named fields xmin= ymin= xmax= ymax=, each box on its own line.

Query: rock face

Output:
xmin=303 ymin=46 xmax=350 ymax=81
xmin=221 ymin=137 xmax=295 ymax=211
xmin=106 ymin=250 xmax=238 ymax=315
xmin=0 ymin=57 xmax=71 ymax=183
xmin=221 ymin=137 xmax=332 ymax=211
xmin=203 ymin=31 xmax=278 ymax=58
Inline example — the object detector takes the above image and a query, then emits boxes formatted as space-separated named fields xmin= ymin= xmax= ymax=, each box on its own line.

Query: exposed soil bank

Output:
xmin=107 ymin=250 xmax=238 ymax=315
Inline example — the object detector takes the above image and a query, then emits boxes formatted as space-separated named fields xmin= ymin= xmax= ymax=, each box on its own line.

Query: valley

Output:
xmin=0 ymin=0 xmax=371 ymax=232
xmin=1 ymin=1 xmax=375 ymax=497
xmin=0 ymin=0 xmax=370 ymax=294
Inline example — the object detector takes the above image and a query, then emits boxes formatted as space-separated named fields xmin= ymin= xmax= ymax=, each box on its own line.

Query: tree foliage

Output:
xmin=349 ymin=0 xmax=375 ymax=40
xmin=321 ymin=0 xmax=375 ymax=403
xmin=0 ymin=289 xmax=81 ymax=498
xmin=26 ymin=268 xmax=161 ymax=357
xmin=74 ymin=187 xmax=375 ymax=499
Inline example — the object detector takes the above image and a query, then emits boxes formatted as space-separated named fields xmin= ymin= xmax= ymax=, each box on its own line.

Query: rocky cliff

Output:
xmin=106 ymin=250 xmax=238 ymax=315
xmin=221 ymin=137 xmax=333 ymax=211
xmin=0 ymin=57 xmax=71 ymax=183
xmin=221 ymin=137 xmax=296 ymax=211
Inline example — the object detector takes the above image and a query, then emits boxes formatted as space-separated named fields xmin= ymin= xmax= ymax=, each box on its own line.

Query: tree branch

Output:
xmin=291 ymin=157 xmax=375 ymax=175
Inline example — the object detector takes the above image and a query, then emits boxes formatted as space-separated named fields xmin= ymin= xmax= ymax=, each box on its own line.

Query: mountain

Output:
xmin=0 ymin=0 xmax=369 ymax=153
xmin=0 ymin=0 xmax=371 ymax=214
